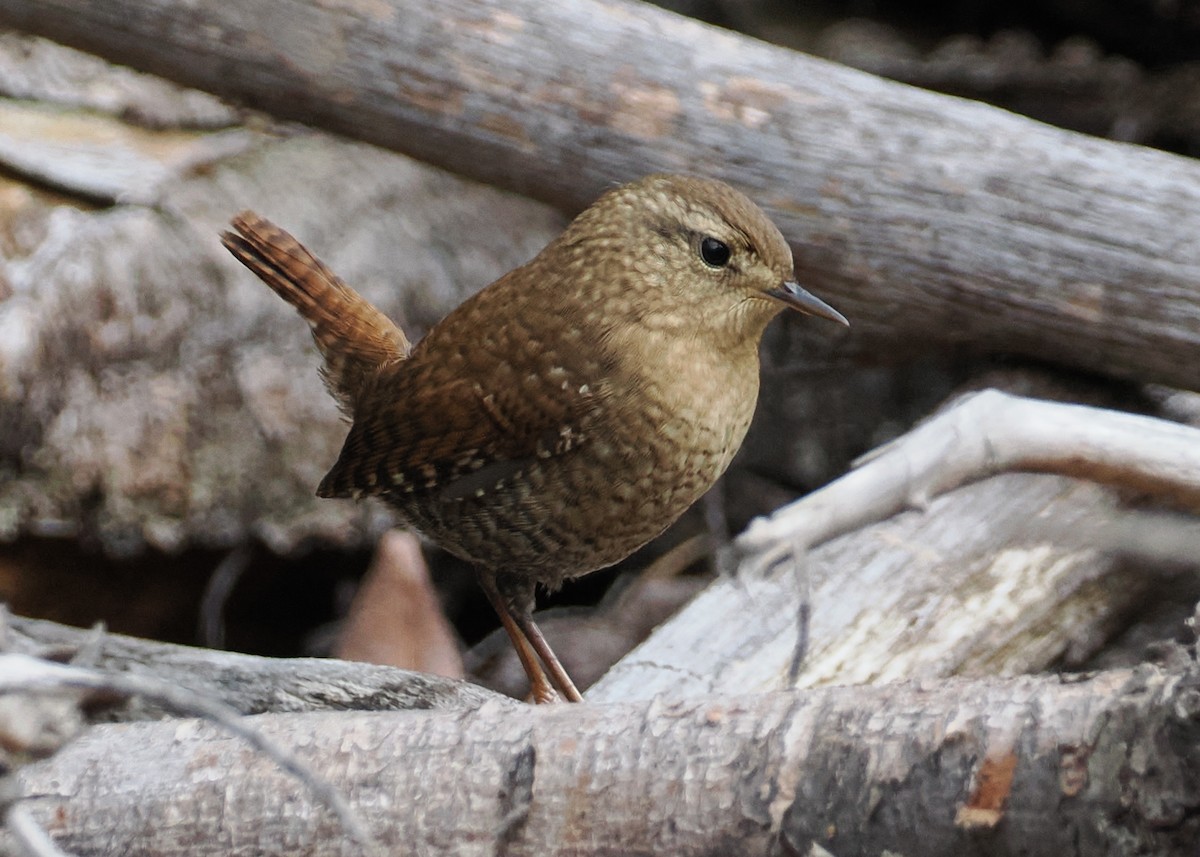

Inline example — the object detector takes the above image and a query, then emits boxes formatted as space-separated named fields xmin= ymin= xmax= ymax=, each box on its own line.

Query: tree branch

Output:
xmin=0 ymin=0 xmax=1198 ymax=387
xmin=592 ymin=390 xmax=1200 ymax=701
xmin=0 ymin=653 xmax=380 ymax=852
xmin=4 ymin=613 xmax=504 ymax=717
xmin=13 ymin=659 xmax=1200 ymax=856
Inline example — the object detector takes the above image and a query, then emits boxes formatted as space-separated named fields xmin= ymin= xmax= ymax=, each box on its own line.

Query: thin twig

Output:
xmin=6 ymin=800 xmax=77 ymax=857
xmin=786 ymin=539 xmax=811 ymax=686
xmin=198 ymin=545 xmax=253 ymax=649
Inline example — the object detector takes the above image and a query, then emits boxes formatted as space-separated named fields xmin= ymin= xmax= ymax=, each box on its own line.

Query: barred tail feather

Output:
xmin=221 ymin=212 xmax=410 ymax=415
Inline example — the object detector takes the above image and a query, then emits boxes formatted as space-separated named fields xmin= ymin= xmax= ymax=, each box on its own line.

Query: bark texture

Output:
xmin=5 ymin=613 xmax=502 ymax=717
xmin=0 ymin=41 xmax=565 ymax=553
xmin=1 ymin=10 xmax=1198 ymax=854
xmin=593 ymin=390 xmax=1200 ymax=701
xmin=1 ymin=0 xmax=1199 ymax=389
xmin=12 ymin=660 xmax=1200 ymax=856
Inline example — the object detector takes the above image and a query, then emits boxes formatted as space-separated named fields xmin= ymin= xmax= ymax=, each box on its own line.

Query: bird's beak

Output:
xmin=766 ymin=280 xmax=849 ymax=326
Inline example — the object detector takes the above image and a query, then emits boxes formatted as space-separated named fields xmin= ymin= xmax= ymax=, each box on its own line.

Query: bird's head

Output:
xmin=556 ymin=173 xmax=847 ymax=344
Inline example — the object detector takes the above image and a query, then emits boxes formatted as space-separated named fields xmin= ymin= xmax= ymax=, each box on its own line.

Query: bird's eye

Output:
xmin=699 ymin=236 xmax=731 ymax=268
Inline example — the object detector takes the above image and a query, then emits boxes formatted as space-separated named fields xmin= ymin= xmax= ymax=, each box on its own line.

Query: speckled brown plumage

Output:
xmin=222 ymin=174 xmax=847 ymax=703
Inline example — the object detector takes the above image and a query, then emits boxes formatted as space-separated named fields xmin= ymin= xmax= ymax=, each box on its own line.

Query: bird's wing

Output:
xmin=316 ymin=335 xmax=615 ymax=501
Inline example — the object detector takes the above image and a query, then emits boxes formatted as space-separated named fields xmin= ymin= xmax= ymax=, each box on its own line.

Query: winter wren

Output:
xmin=222 ymin=174 xmax=847 ymax=703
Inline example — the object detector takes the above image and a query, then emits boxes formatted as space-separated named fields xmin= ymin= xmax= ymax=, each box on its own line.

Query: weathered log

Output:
xmin=11 ymin=657 xmax=1200 ymax=856
xmin=0 ymin=115 xmax=564 ymax=552
xmin=4 ymin=613 xmax=502 ymax=716
xmin=1 ymin=0 xmax=1198 ymax=388
xmin=592 ymin=391 xmax=1200 ymax=701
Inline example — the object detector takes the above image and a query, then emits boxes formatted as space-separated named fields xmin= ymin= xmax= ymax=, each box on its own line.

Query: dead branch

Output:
xmin=740 ymin=388 xmax=1200 ymax=562
xmin=12 ymin=659 xmax=1200 ymax=856
xmin=4 ymin=613 xmax=504 ymax=718
xmin=0 ymin=653 xmax=379 ymax=852
xmin=1 ymin=0 xmax=1198 ymax=388
xmin=591 ymin=390 xmax=1200 ymax=701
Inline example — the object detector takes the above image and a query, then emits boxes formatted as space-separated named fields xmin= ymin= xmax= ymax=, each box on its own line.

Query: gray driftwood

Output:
xmin=10 ymin=657 xmax=1200 ymax=856
xmin=590 ymin=391 xmax=1200 ymax=701
xmin=1 ymin=0 xmax=1199 ymax=389
xmin=4 ymin=613 xmax=502 ymax=718
xmin=5 ymin=387 xmax=1200 ymax=855
xmin=0 ymin=35 xmax=565 ymax=553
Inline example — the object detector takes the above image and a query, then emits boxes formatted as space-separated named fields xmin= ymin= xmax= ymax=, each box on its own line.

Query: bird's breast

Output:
xmin=395 ymin=323 xmax=763 ymax=587
xmin=528 ymin=327 xmax=762 ymax=572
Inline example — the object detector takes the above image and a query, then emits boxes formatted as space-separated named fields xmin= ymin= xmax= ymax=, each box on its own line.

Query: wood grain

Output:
xmin=2 ymin=0 xmax=1198 ymax=387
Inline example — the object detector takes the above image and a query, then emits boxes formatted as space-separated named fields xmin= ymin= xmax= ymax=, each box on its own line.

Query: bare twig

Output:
xmin=5 ymin=613 xmax=503 ymax=716
xmin=198 ymin=545 xmax=253 ymax=649
xmin=785 ymin=539 xmax=810 ymax=685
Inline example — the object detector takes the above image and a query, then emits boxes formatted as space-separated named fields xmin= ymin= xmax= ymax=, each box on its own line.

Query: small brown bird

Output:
xmin=222 ymin=174 xmax=846 ymax=703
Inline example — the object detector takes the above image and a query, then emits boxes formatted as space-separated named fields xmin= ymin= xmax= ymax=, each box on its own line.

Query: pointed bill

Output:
xmin=767 ymin=281 xmax=849 ymax=326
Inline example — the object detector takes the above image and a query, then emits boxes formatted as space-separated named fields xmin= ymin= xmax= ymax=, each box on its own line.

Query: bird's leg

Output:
xmin=511 ymin=611 xmax=583 ymax=703
xmin=476 ymin=571 xmax=559 ymax=704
